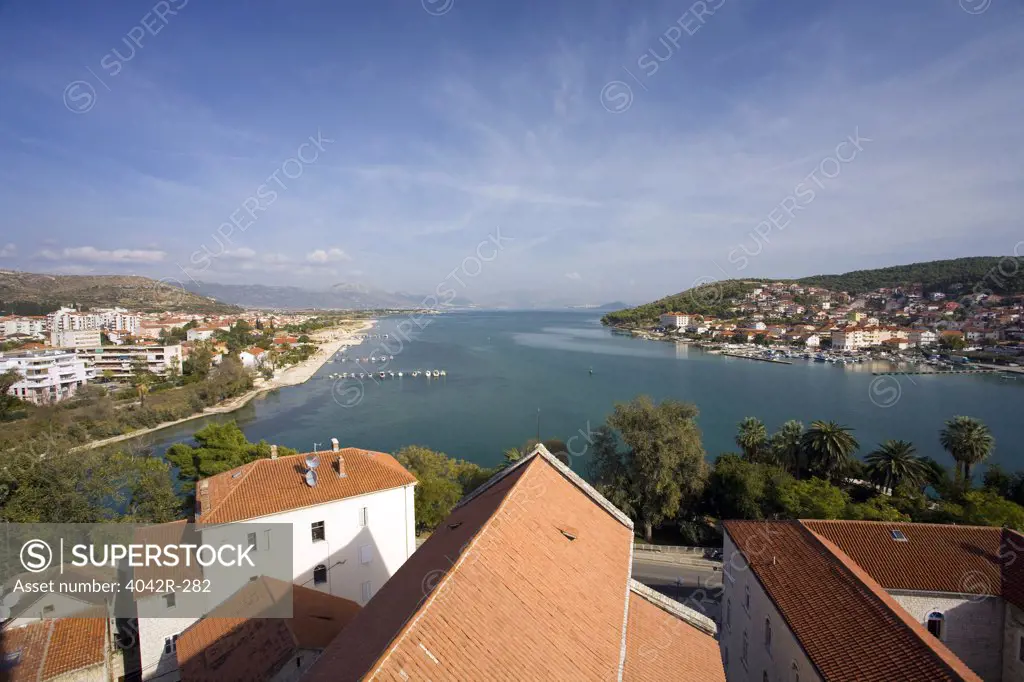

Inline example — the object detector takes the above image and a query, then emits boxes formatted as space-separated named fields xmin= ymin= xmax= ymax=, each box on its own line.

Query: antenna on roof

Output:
xmin=305 ymin=468 xmax=319 ymax=488
xmin=313 ymin=442 xmax=322 ymax=452
xmin=305 ymin=454 xmax=321 ymax=469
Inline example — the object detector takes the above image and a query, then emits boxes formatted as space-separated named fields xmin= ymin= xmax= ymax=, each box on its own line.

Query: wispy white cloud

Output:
xmin=306 ymin=248 xmax=350 ymax=264
xmin=37 ymin=246 xmax=166 ymax=263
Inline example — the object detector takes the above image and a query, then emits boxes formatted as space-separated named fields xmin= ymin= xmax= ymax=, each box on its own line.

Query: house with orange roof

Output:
xmin=722 ymin=520 xmax=1024 ymax=681
xmin=304 ymin=445 xmax=725 ymax=682
xmin=135 ymin=442 xmax=417 ymax=681
xmin=238 ymin=346 xmax=267 ymax=369
xmin=0 ymin=609 xmax=111 ymax=682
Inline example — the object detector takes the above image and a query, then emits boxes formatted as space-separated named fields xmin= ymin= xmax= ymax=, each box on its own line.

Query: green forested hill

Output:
xmin=0 ymin=271 xmax=240 ymax=314
xmin=600 ymin=280 xmax=760 ymax=326
xmin=796 ymin=257 xmax=1022 ymax=295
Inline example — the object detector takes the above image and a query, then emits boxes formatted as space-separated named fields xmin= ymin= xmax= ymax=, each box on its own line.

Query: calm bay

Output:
xmin=137 ymin=311 xmax=1023 ymax=473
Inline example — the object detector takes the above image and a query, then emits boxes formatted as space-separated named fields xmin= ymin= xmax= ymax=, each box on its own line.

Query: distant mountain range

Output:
xmin=184 ymin=281 xmax=473 ymax=310
xmin=0 ymin=270 xmax=239 ymax=314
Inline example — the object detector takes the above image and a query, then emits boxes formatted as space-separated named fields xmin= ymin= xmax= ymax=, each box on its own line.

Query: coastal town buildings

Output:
xmin=51 ymin=328 xmax=103 ymax=348
xmin=721 ymin=519 xmax=1024 ymax=681
xmin=660 ymin=312 xmax=692 ymax=328
xmin=305 ymin=445 xmax=725 ymax=681
xmin=46 ymin=306 xmax=140 ymax=341
xmin=75 ymin=344 xmax=183 ymax=379
xmin=136 ymin=440 xmax=418 ymax=681
xmin=0 ymin=348 xmax=94 ymax=404
xmin=0 ymin=315 xmax=46 ymax=339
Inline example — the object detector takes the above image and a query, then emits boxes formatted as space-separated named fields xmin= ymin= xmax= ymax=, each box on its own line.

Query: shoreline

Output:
xmin=77 ymin=319 xmax=376 ymax=452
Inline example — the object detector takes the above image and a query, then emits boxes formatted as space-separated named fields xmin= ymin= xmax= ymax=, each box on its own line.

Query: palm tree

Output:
xmin=502 ymin=447 xmax=526 ymax=466
xmin=940 ymin=416 xmax=995 ymax=484
xmin=865 ymin=440 xmax=926 ymax=492
xmin=136 ymin=383 xmax=149 ymax=409
xmin=736 ymin=417 xmax=768 ymax=462
xmin=769 ymin=420 xmax=805 ymax=476
xmin=801 ymin=421 xmax=859 ymax=481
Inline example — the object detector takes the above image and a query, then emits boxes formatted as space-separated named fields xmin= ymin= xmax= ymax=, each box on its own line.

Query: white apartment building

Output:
xmin=659 ymin=312 xmax=692 ymax=328
xmin=136 ymin=440 xmax=417 ymax=681
xmin=0 ymin=315 xmax=46 ymax=338
xmin=909 ymin=329 xmax=939 ymax=347
xmin=721 ymin=520 xmax=1022 ymax=682
xmin=0 ymin=349 xmax=94 ymax=404
xmin=47 ymin=306 xmax=141 ymax=337
xmin=75 ymin=344 xmax=183 ymax=379
xmin=185 ymin=327 xmax=217 ymax=342
xmin=51 ymin=328 xmax=103 ymax=349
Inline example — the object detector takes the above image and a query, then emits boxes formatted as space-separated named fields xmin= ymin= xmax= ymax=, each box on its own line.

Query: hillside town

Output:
xmin=651 ymin=281 xmax=1024 ymax=360
xmin=0 ymin=306 xmax=326 ymax=404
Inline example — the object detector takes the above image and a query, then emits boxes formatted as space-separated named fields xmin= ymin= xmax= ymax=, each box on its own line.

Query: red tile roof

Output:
xmin=196 ymin=448 xmax=416 ymax=526
xmin=305 ymin=450 xmax=636 ymax=681
xmin=623 ymin=581 xmax=725 ymax=681
xmin=0 ymin=609 xmax=108 ymax=682
xmin=801 ymin=520 xmax=1003 ymax=598
xmin=724 ymin=520 xmax=982 ymax=681
xmin=176 ymin=577 xmax=360 ymax=682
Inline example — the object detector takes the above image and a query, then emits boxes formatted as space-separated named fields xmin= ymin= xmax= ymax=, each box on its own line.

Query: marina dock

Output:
xmin=871 ymin=369 xmax=1000 ymax=376
xmin=721 ymin=353 xmax=793 ymax=365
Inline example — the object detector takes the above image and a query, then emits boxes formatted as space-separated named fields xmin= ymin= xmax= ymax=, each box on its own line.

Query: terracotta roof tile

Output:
xmin=197 ymin=448 xmax=416 ymax=525
xmin=724 ymin=520 xmax=981 ymax=682
xmin=801 ymin=520 xmax=1001 ymax=598
xmin=0 ymin=609 xmax=108 ymax=682
xmin=306 ymin=452 xmax=635 ymax=681
xmin=176 ymin=577 xmax=359 ymax=682
xmin=623 ymin=582 xmax=725 ymax=682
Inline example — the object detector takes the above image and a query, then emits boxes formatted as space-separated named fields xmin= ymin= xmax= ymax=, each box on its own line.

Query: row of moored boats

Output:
xmin=328 ymin=370 xmax=446 ymax=379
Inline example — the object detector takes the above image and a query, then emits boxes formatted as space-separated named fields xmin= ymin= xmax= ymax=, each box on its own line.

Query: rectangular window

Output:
xmin=359 ymin=544 xmax=373 ymax=565
xmin=311 ymin=521 xmax=325 ymax=542
xmin=42 ymin=604 xmax=54 ymax=615
xmin=247 ymin=532 xmax=257 ymax=552
xmin=164 ymin=634 xmax=179 ymax=655
xmin=263 ymin=529 xmax=272 ymax=551
xmin=163 ymin=593 xmax=176 ymax=609
xmin=359 ymin=506 xmax=369 ymax=527
xmin=361 ymin=580 xmax=372 ymax=603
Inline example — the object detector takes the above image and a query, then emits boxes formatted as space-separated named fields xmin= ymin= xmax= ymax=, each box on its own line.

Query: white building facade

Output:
xmin=136 ymin=442 xmax=417 ymax=681
xmin=52 ymin=328 xmax=103 ymax=348
xmin=75 ymin=344 xmax=183 ymax=379
xmin=0 ymin=349 xmax=94 ymax=404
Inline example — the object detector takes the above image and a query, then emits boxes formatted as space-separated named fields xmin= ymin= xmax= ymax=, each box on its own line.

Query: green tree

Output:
xmin=982 ymin=465 xmax=1024 ymax=506
xmin=958 ymin=490 xmax=1024 ymax=530
xmin=845 ymin=496 xmax=909 ymax=522
xmin=590 ymin=396 xmax=708 ymax=541
xmin=770 ymin=477 xmax=848 ymax=519
xmin=865 ymin=440 xmax=927 ymax=492
xmin=706 ymin=454 xmax=768 ymax=520
xmin=164 ymin=421 xmax=295 ymax=482
xmin=0 ymin=368 xmax=25 ymax=420
xmin=396 ymin=445 xmax=493 ymax=533
xmin=768 ymin=420 xmax=804 ymax=476
xmin=940 ymin=416 xmax=995 ymax=484
xmin=735 ymin=417 xmax=768 ymax=462
xmin=801 ymin=421 xmax=859 ymax=482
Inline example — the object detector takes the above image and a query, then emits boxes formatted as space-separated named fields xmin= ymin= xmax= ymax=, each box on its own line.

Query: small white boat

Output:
xmin=389 ymin=355 xmax=394 ymax=360
xmin=389 ymin=371 xmax=395 ymax=377
xmin=432 ymin=370 xmax=440 ymax=377
xmin=397 ymin=372 xmax=403 ymax=377
xmin=439 ymin=370 xmax=446 ymax=376
xmin=379 ymin=371 xmax=386 ymax=379
xmin=371 ymin=356 xmax=377 ymax=362
xmin=411 ymin=371 xmax=420 ymax=377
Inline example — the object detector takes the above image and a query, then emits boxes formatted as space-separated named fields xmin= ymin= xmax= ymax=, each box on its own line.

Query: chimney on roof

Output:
xmin=336 ymin=455 xmax=347 ymax=478
xmin=331 ymin=437 xmax=339 ymax=452
xmin=198 ymin=480 xmax=210 ymax=517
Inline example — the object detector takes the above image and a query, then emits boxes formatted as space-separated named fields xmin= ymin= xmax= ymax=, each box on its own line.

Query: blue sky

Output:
xmin=0 ymin=0 xmax=1022 ymax=305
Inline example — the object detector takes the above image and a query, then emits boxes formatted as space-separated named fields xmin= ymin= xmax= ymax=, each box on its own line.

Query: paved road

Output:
xmin=631 ymin=558 xmax=723 ymax=623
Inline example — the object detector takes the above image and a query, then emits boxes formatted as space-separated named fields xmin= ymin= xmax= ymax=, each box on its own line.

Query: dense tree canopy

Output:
xmin=396 ymin=445 xmax=497 ymax=533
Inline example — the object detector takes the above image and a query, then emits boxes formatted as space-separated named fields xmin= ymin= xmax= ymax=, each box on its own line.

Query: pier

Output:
xmin=721 ymin=353 xmax=793 ymax=365
xmin=871 ymin=369 xmax=1000 ymax=376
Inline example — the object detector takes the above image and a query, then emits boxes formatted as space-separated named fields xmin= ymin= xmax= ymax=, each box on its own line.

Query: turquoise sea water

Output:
xmin=139 ymin=311 xmax=1023 ymax=473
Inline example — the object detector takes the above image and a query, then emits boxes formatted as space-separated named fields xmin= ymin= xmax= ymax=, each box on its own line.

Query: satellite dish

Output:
xmin=305 ymin=469 xmax=318 ymax=487
xmin=305 ymin=455 xmax=321 ymax=469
